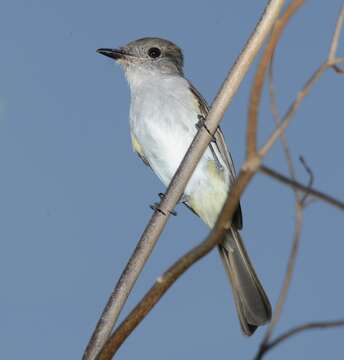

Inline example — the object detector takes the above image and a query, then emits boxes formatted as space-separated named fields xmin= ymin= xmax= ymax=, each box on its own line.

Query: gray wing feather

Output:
xmin=188 ymin=82 xmax=243 ymax=229
xmin=188 ymin=83 xmax=237 ymax=182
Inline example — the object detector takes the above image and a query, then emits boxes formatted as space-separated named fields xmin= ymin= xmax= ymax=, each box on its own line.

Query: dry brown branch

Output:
xmin=259 ymin=4 xmax=344 ymax=157
xmin=256 ymin=319 xmax=344 ymax=359
xmin=261 ymin=12 xmax=314 ymax=348
xmin=328 ymin=5 xmax=344 ymax=63
xmin=82 ymin=2 xmax=285 ymax=360
xmin=260 ymin=165 xmax=344 ymax=211
xmin=299 ymin=156 xmax=314 ymax=204
xmin=268 ymin=54 xmax=299 ymax=193
xmin=247 ymin=0 xmax=305 ymax=159
xmin=257 ymin=159 xmax=312 ymax=358
xmin=329 ymin=6 xmax=344 ymax=74
xmin=254 ymin=203 xmax=303 ymax=360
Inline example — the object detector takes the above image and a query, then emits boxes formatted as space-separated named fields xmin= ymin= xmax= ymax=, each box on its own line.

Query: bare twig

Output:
xmin=259 ymin=57 xmax=344 ymax=159
xmin=260 ymin=4 xmax=344 ymax=158
xmin=260 ymin=62 xmax=325 ymax=157
xmin=255 ymin=202 xmax=304 ymax=360
xmin=257 ymin=6 xmax=310 ymax=351
xmin=328 ymin=5 xmax=344 ymax=63
xmin=258 ymin=160 xmax=313 ymax=358
xmin=247 ymin=0 xmax=305 ymax=159
xmin=261 ymin=7 xmax=310 ymax=348
xmin=82 ymin=2 xmax=285 ymax=359
xmin=260 ymin=165 xmax=344 ymax=210
xmin=328 ymin=5 xmax=344 ymax=74
xmin=268 ymin=53 xmax=299 ymax=194
xmin=299 ymin=156 xmax=314 ymax=204
xmin=257 ymin=320 xmax=344 ymax=358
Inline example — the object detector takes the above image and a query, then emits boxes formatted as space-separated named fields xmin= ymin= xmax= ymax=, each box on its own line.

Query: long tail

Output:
xmin=218 ymin=228 xmax=271 ymax=335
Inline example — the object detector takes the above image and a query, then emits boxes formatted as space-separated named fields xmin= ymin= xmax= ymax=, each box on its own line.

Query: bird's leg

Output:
xmin=150 ymin=194 xmax=177 ymax=216
xmin=196 ymin=114 xmax=215 ymax=141
xmin=196 ymin=115 xmax=223 ymax=172
xmin=209 ymin=144 xmax=224 ymax=171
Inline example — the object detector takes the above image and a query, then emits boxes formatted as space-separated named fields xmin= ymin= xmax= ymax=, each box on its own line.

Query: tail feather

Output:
xmin=218 ymin=229 xmax=271 ymax=336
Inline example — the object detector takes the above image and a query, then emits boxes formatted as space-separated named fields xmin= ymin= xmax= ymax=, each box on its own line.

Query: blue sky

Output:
xmin=1 ymin=1 xmax=343 ymax=359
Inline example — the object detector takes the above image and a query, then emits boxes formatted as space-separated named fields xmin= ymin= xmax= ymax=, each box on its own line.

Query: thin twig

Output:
xmin=258 ymin=5 xmax=308 ymax=350
xmin=268 ymin=53 xmax=299 ymax=197
xmin=259 ymin=62 xmax=327 ymax=157
xmin=328 ymin=6 xmax=344 ymax=74
xmin=257 ymin=320 xmax=344 ymax=358
xmin=259 ymin=3 xmax=344 ymax=158
xmin=258 ymin=160 xmax=314 ymax=357
xmin=262 ymin=6 xmax=306 ymax=347
xmin=299 ymin=156 xmax=314 ymax=205
xmin=247 ymin=0 xmax=305 ymax=159
xmin=260 ymin=165 xmax=344 ymax=211
xmin=82 ymin=2 xmax=285 ymax=359
xmin=255 ymin=200 xmax=304 ymax=360
xmin=259 ymin=56 xmax=344 ymax=159
xmin=328 ymin=5 xmax=344 ymax=63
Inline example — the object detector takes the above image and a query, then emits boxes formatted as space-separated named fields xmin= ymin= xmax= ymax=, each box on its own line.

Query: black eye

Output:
xmin=148 ymin=47 xmax=161 ymax=58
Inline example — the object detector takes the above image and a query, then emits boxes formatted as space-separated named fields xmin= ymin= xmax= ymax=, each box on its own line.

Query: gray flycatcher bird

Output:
xmin=97 ymin=37 xmax=271 ymax=335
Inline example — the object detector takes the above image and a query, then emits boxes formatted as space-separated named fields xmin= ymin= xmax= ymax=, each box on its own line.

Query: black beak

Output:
xmin=96 ymin=48 xmax=126 ymax=60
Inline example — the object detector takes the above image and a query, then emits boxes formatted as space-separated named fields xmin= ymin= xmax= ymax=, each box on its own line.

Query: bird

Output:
xmin=97 ymin=37 xmax=271 ymax=335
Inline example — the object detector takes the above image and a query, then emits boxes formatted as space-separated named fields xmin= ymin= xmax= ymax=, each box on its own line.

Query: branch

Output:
xmin=257 ymin=160 xmax=313 ymax=359
xmin=256 ymin=320 xmax=344 ymax=358
xmin=247 ymin=0 xmax=305 ymax=159
xmin=259 ymin=4 xmax=344 ymax=158
xmin=328 ymin=5 xmax=344 ymax=64
xmin=328 ymin=5 xmax=344 ymax=74
xmin=260 ymin=165 xmax=344 ymax=211
xmin=82 ymin=1 xmax=285 ymax=359
xmin=268 ymin=50 xmax=299 ymax=197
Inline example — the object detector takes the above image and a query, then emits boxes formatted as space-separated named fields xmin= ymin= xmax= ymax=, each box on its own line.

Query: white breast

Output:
xmin=127 ymin=69 xmax=230 ymax=226
xmin=129 ymin=73 xmax=200 ymax=185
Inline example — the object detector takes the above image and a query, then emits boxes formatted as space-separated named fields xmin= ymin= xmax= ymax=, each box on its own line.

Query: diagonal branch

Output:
xmin=329 ymin=5 xmax=344 ymax=74
xmin=256 ymin=159 xmax=312 ymax=360
xmin=328 ymin=5 xmax=344 ymax=63
xmin=247 ymin=0 xmax=305 ymax=159
xmin=259 ymin=4 xmax=344 ymax=158
xmin=268 ymin=52 xmax=299 ymax=197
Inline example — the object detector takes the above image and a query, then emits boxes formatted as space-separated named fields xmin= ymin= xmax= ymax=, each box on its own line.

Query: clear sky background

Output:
xmin=1 ymin=1 xmax=343 ymax=359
